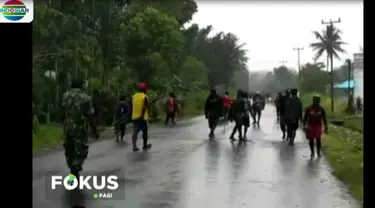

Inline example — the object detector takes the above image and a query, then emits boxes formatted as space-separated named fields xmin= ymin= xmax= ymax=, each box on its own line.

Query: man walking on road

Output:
xmin=303 ymin=95 xmax=328 ymax=157
xmin=165 ymin=92 xmax=178 ymax=125
xmin=284 ymin=88 xmax=303 ymax=145
xmin=229 ymin=90 xmax=247 ymax=141
xmin=275 ymin=92 xmax=282 ymax=121
xmin=205 ymin=89 xmax=223 ymax=138
xmin=62 ymin=78 xmax=99 ymax=178
xmin=252 ymin=91 xmax=265 ymax=124
xmin=131 ymin=82 xmax=152 ymax=151
xmin=114 ymin=95 xmax=130 ymax=142
xmin=278 ymin=90 xmax=290 ymax=139
xmin=223 ymin=91 xmax=232 ymax=119
xmin=243 ymin=92 xmax=252 ymax=139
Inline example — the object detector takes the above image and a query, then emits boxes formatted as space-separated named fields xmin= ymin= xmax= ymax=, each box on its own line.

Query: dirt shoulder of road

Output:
xmin=32 ymin=124 xmax=115 ymax=157
xmin=323 ymin=124 xmax=363 ymax=203
xmin=32 ymin=115 xmax=201 ymax=156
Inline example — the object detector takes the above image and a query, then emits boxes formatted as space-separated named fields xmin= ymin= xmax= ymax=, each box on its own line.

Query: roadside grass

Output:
xmin=32 ymin=123 xmax=117 ymax=155
xmin=33 ymin=123 xmax=63 ymax=154
xmin=343 ymin=116 xmax=363 ymax=133
xmin=323 ymin=125 xmax=363 ymax=203
xmin=301 ymin=93 xmax=363 ymax=202
xmin=301 ymin=93 xmax=362 ymax=132
xmin=180 ymin=90 xmax=207 ymax=116
xmin=32 ymin=90 xmax=208 ymax=154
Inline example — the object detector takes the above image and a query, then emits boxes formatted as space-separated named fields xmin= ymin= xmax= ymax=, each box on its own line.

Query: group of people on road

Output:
xmin=61 ymin=77 xmax=328 ymax=180
xmin=275 ymin=88 xmax=328 ymax=157
xmin=275 ymin=89 xmax=302 ymax=144
xmin=61 ymin=79 xmax=158 ymax=178
xmin=204 ymin=89 xmax=266 ymax=141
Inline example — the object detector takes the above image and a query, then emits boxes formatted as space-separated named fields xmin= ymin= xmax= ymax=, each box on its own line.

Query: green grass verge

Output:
xmin=33 ymin=109 xmax=204 ymax=155
xmin=33 ymin=90 xmax=208 ymax=154
xmin=323 ymin=124 xmax=363 ymax=203
xmin=343 ymin=116 xmax=363 ymax=133
xmin=33 ymin=123 xmax=63 ymax=154
xmin=301 ymin=93 xmax=363 ymax=133
xmin=301 ymin=93 xmax=363 ymax=203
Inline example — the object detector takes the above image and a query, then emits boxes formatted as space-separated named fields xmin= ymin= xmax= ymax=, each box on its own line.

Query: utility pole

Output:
xmin=322 ymin=18 xmax=341 ymax=114
xmin=279 ymin=60 xmax=287 ymax=67
xmin=293 ymin=47 xmax=304 ymax=81
xmin=346 ymin=59 xmax=354 ymax=112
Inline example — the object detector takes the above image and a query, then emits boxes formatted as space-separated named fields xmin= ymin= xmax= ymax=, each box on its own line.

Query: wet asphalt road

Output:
xmin=33 ymin=105 xmax=359 ymax=208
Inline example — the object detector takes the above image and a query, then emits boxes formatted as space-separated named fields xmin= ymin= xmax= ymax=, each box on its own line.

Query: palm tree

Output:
xmin=310 ymin=24 xmax=346 ymax=113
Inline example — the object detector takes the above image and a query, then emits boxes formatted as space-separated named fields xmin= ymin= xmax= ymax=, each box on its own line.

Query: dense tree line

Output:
xmin=33 ymin=0 xmax=249 ymax=125
xmin=248 ymin=61 xmax=350 ymax=94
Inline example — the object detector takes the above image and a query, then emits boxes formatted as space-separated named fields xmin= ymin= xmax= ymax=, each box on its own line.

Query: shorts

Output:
xmin=166 ymin=112 xmax=176 ymax=119
xmin=306 ymin=126 xmax=323 ymax=140
xmin=133 ymin=119 xmax=148 ymax=132
xmin=252 ymin=106 xmax=262 ymax=114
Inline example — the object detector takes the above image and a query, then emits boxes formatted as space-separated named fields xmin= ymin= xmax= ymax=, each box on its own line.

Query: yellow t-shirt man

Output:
xmin=131 ymin=92 xmax=149 ymax=121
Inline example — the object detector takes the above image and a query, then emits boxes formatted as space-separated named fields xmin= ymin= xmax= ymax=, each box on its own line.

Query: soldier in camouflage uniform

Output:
xmin=62 ymin=78 xmax=99 ymax=177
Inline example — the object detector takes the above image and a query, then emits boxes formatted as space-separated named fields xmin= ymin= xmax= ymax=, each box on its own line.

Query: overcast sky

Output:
xmin=189 ymin=1 xmax=363 ymax=72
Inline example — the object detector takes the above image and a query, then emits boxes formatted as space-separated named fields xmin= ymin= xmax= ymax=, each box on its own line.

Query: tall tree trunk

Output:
xmin=47 ymin=104 xmax=51 ymax=124
xmin=326 ymin=54 xmax=329 ymax=95
xmin=96 ymin=1 xmax=112 ymax=89
xmin=55 ymin=60 xmax=59 ymax=107
xmin=46 ymin=69 xmax=53 ymax=124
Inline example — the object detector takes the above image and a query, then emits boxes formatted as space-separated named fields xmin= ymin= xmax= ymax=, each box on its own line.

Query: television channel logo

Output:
xmin=0 ymin=0 xmax=33 ymax=23
xmin=45 ymin=171 xmax=125 ymax=200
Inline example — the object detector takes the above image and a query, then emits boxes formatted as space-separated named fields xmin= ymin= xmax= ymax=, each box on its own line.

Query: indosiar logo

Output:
xmin=0 ymin=0 xmax=33 ymax=23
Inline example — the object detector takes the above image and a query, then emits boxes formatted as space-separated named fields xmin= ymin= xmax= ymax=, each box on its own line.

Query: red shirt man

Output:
xmin=167 ymin=97 xmax=175 ymax=112
xmin=303 ymin=95 xmax=328 ymax=157
xmin=223 ymin=92 xmax=232 ymax=118
xmin=223 ymin=94 xmax=232 ymax=109
xmin=165 ymin=93 xmax=178 ymax=125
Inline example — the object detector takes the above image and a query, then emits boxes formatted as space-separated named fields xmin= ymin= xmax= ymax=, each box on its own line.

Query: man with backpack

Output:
xmin=114 ymin=95 xmax=131 ymax=142
xmin=283 ymin=88 xmax=303 ymax=145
